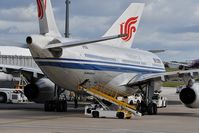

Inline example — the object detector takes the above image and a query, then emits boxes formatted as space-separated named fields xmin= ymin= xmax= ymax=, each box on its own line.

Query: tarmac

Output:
xmin=0 ymin=87 xmax=199 ymax=133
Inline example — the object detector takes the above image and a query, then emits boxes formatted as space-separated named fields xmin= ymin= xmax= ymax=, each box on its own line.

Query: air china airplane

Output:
xmin=24 ymin=0 xmax=199 ymax=116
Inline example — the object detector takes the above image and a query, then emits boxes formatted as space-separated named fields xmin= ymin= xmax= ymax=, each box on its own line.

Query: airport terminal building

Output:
xmin=0 ymin=46 xmax=38 ymax=88
xmin=0 ymin=46 xmax=38 ymax=69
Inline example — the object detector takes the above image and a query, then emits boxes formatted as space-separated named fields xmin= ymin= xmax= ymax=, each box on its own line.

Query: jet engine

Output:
xmin=24 ymin=78 xmax=55 ymax=103
xmin=179 ymin=83 xmax=199 ymax=108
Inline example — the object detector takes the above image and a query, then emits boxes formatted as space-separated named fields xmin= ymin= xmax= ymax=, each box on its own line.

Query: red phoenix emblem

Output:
xmin=120 ymin=16 xmax=138 ymax=42
xmin=36 ymin=0 xmax=47 ymax=19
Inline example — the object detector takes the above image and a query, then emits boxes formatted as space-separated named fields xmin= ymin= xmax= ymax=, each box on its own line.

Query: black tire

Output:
xmin=44 ymin=101 xmax=54 ymax=112
xmin=147 ymin=103 xmax=154 ymax=115
xmin=87 ymin=108 xmax=92 ymax=114
xmin=140 ymin=101 xmax=147 ymax=115
xmin=152 ymin=103 xmax=158 ymax=115
xmin=129 ymin=100 xmax=134 ymax=105
xmin=56 ymin=101 xmax=63 ymax=112
xmin=147 ymin=103 xmax=158 ymax=115
xmin=0 ymin=92 xmax=7 ymax=103
xmin=136 ymin=101 xmax=141 ymax=112
xmin=164 ymin=101 xmax=168 ymax=108
xmin=92 ymin=111 xmax=99 ymax=118
xmin=116 ymin=112 xmax=124 ymax=119
xmin=61 ymin=101 xmax=67 ymax=112
xmin=44 ymin=101 xmax=50 ymax=112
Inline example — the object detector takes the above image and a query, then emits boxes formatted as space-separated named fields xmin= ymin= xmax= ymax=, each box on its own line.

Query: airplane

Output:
xmin=24 ymin=0 xmax=199 ymax=116
xmin=0 ymin=46 xmax=48 ymax=103
xmin=165 ymin=59 xmax=199 ymax=70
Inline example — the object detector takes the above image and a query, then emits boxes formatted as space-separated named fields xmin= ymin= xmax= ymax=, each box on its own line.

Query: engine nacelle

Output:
xmin=24 ymin=78 xmax=55 ymax=103
xmin=179 ymin=83 xmax=199 ymax=108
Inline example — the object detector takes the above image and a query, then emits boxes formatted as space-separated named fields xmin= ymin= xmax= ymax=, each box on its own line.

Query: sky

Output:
xmin=0 ymin=0 xmax=199 ymax=61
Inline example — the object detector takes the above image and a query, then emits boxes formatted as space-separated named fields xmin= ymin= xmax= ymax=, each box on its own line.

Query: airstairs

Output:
xmin=15 ymin=74 xmax=29 ymax=89
xmin=80 ymin=85 xmax=142 ymax=117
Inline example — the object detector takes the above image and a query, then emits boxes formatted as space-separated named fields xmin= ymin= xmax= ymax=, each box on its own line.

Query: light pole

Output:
xmin=65 ymin=0 xmax=70 ymax=38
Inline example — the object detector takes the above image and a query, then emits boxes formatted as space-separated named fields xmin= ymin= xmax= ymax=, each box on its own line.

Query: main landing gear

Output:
xmin=44 ymin=85 xmax=67 ymax=112
xmin=138 ymin=82 xmax=158 ymax=115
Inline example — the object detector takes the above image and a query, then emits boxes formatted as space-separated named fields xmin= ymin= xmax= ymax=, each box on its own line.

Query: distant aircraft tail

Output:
xmin=103 ymin=3 xmax=144 ymax=48
xmin=36 ymin=0 xmax=61 ymax=37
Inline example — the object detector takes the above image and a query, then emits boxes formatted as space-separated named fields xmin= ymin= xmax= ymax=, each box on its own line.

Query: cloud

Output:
xmin=0 ymin=4 xmax=37 ymax=22
xmin=69 ymin=16 xmax=112 ymax=38
xmin=0 ymin=3 xmax=38 ymax=36
xmin=132 ymin=0 xmax=199 ymax=61
xmin=0 ymin=0 xmax=199 ymax=61
xmin=0 ymin=20 xmax=38 ymax=34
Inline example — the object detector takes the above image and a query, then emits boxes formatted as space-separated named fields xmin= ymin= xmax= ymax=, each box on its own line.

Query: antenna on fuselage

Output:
xmin=65 ymin=0 xmax=70 ymax=38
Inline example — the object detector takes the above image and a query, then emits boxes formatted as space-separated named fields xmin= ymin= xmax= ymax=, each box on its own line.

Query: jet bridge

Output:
xmin=0 ymin=55 xmax=38 ymax=69
xmin=80 ymin=85 xmax=142 ymax=119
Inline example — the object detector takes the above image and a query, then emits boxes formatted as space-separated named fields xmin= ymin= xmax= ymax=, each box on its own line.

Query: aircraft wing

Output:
xmin=0 ymin=64 xmax=44 ymax=81
xmin=126 ymin=69 xmax=199 ymax=86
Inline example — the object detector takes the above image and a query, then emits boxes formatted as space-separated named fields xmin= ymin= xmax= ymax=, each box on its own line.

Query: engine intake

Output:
xmin=179 ymin=83 xmax=199 ymax=108
xmin=180 ymin=87 xmax=196 ymax=105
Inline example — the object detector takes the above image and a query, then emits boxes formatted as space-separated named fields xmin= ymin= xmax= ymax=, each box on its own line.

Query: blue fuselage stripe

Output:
xmin=35 ymin=59 xmax=165 ymax=73
xmin=34 ymin=58 xmax=165 ymax=71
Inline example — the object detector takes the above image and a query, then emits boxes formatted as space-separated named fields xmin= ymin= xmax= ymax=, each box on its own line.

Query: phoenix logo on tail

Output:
xmin=36 ymin=0 xmax=47 ymax=19
xmin=120 ymin=16 xmax=138 ymax=42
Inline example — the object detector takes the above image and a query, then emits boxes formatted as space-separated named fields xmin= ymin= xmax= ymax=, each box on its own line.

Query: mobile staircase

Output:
xmin=80 ymin=84 xmax=142 ymax=119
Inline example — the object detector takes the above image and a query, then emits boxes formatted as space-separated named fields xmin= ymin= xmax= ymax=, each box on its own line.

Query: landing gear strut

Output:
xmin=138 ymin=81 xmax=158 ymax=115
xmin=147 ymin=102 xmax=157 ymax=115
xmin=44 ymin=85 xmax=67 ymax=112
xmin=74 ymin=94 xmax=78 ymax=108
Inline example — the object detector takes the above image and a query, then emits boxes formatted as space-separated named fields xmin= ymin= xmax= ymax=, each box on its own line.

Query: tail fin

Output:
xmin=103 ymin=3 xmax=144 ymax=48
xmin=36 ymin=0 xmax=61 ymax=37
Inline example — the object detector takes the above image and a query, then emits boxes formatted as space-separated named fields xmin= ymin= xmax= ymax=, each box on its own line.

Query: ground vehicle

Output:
xmin=85 ymin=104 xmax=132 ymax=119
xmin=84 ymin=93 xmax=142 ymax=119
xmin=127 ymin=94 xmax=142 ymax=104
xmin=0 ymin=88 xmax=28 ymax=103
xmin=116 ymin=94 xmax=142 ymax=105
xmin=152 ymin=94 xmax=167 ymax=108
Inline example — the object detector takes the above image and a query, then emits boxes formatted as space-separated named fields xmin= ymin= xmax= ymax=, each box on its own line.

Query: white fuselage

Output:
xmin=29 ymin=38 xmax=165 ymax=95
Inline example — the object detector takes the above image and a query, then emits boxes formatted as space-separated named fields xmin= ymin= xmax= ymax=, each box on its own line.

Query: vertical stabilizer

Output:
xmin=36 ymin=0 xmax=61 ymax=37
xmin=103 ymin=3 xmax=144 ymax=48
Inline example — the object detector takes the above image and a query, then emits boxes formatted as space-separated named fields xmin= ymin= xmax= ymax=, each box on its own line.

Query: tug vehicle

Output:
xmin=0 ymin=88 xmax=28 ymax=103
